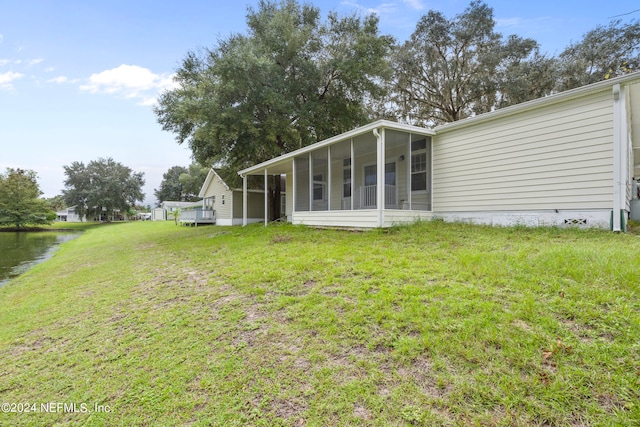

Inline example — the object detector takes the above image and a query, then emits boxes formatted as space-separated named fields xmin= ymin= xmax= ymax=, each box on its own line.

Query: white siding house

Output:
xmin=198 ymin=169 xmax=265 ymax=226
xmin=56 ymin=206 xmax=85 ymax=222
xmin=153 ymin=201 xmax=200 ymax=222
xmin=239 ymin=72 xmax=640 ymax=231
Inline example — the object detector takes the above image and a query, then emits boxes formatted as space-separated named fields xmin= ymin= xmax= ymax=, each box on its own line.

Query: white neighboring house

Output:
xmin=152 ymin=201 xmax=201 ymax=222
xmin=238 ymin=72 xmax=640 ymax=231
xmin=56 ymin=206 xmax=85 ymax=222
xmin=198 ymin=168 xmax=265 ymax=226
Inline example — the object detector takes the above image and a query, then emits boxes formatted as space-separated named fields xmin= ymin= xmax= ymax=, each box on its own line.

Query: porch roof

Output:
xmin=238 ymin=119 xmax=435 ymax=176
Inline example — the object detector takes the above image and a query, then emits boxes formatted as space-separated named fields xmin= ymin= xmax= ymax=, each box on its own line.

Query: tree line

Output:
xmin=62 ymin=157 xmax=145 ymax=221
xmin=0 ymin=158 xmax=146 ymax=228
xmin=0 ymin=157 xmax=213 ymax=228
xmin=155 ymin=0 xmax=640 ymax=177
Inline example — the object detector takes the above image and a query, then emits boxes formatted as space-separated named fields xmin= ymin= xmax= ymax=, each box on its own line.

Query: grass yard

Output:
xmin=0 ymin=220 xmax=638 ymax=426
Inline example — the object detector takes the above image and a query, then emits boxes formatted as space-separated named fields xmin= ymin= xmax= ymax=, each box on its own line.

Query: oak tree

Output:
xmin=62 ymin=158 xmax=145 ymax=221
xmin=155 ymin=0 xmax=394 ymax=220
xmin=392 ymin=1 xmax=554 ymax=125
xmin=0 ymin=168 xmax=55 ymax=228
xmin=557 ymin=19 xmax=640 ymax=90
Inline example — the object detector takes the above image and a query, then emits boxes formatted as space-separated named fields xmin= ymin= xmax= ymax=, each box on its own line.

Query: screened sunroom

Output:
xmin=238 ymin=120 xmax=435 ymax=228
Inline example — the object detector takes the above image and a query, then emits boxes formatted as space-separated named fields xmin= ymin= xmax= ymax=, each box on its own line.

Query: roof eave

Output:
xmin=238 ymin=119 xmax=436 ymax=176
xmin=435 ymin=72 xmax=640 ymax=134
xmin=199 ymin=168 xmax=232 ymax=198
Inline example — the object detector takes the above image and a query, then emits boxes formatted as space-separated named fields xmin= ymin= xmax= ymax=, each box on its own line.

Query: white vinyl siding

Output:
xmin=286 ymin=173 xmax=293 ymax=217
xmin=233 ymin=190 xmax=264 ymax=219
xmin=433 ymin=90 xmax=614 ymax=211
xmin=293 ymin=210 xmax=381 ymax=228
xmin=627 ymin=83 xmax=640 ymax=207
xmin=329 ymin=156 xmax=350 ymax=210
xmin=200 ymin=175 xmax=233 ymax=220
xmin=292 ymin=209 xmax=433 ymax=228
xmin=632 ymin=83 xmax=640 ymax=180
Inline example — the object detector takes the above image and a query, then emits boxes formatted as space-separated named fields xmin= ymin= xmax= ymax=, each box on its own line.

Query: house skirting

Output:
xmin=435 ymin=209 xmax=613 ymax=229
xmin=290 ymin=209 xmax=620 ymax=229
xmin=292 ymin=209 xmax=434 ymax=228
xmin=217 ymin=218 xmax=264 ymax=226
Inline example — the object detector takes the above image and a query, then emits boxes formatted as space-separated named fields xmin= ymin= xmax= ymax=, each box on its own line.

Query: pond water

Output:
xmin=0 ymin=231 xmax=81 ymax=286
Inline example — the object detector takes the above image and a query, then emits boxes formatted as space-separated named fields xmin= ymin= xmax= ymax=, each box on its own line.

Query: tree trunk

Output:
xmin=269 ymin=175 xmax=282 ymax=222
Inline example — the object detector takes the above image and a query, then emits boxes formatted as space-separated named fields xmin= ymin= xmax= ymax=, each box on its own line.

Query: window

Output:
xmin=411 ymin=139 xmax=428 ymax=192
xmin=364 ymin=165 xmax=377 ymax=186
xmin=313 ymin=174 xmax=324 ymax=201
xmin=343 ymin=158 xmax=351 ymax=198
xmin=364 ymin=162 xmax=396 ymax=187
xmin=222 ymin=195 xmax=225 ymax=204
xmin=411 ymin=138 xmax=427 ymax=152
xmin=385 ymin=162 xmax=396 ymax=186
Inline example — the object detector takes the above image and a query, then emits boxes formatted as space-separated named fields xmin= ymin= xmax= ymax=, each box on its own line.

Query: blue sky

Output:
xmin=1 ymin=0 xmax=638 ymax=206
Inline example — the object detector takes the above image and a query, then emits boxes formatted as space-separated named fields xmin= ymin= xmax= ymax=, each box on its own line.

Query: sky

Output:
xmin=1 ymin=0 xmax=639 ymax=207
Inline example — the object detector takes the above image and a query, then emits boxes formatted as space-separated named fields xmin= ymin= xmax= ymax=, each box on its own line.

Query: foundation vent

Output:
xmin=564 ymin=218 xmax=588 ymax=226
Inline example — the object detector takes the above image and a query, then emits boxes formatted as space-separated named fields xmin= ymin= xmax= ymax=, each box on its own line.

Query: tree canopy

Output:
xmin=46 ymin=195 xmax=67 ymax=212
xmin=62 ymin=158 xmax=145 ymax=221
xmin=156 ymin=0 xmax=640 ymax=167
xmin=155 ymin=0 xmax=394 ymax=171
xmin=391 ymin=1 xmax=556 ymax=125
xmin=154 ymin=165 xmax=188 ymax=204
xmin=155 ymin=0 xmax=395 ymax=221
xmin=0 ymin=168 xmax=55 ymax=228
xmin=557 ymin=18 xmax=640 ymax=90
xmin=154 ymin=163 xmax=209 ymax=205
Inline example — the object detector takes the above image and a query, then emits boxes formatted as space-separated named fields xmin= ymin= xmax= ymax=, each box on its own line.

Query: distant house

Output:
xmin=56 ymin=206 xmax=84 ymax=222
xmin=198 ymin=168 xmax=266 ymax=226
xmin=152 ymin=201 xmax=200 ymax=222
xmin=238 ymin=72 xmax=640 ymax=231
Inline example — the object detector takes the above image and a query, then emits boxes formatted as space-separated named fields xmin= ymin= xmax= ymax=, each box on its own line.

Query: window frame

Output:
xmin=313 ymin=173 xmax=325 ymax=201
xmin=411 ymin=139 xmax=428 ymax=193
xmin=343 ymin=158 xmax=351 ymax=199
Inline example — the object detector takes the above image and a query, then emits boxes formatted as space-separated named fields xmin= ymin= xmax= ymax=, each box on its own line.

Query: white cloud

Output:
xmin=79 ymin=64 xmax=177 ymax=106
xmin=0 ymin=34 xmax=3 ymax=44
xmin=496 ymin=16 xmax=555 ymax=32
xmin=0 ymin=71 xmax=23 ymax=90
xmin=340 ymin=1 xmax=398 ymax=16
xmin=28 ymin=58 xmax=44 ymax=66
xmin=0 ymin=59 xmax=25 ymax=66
xmin=44 ymin=67 xmax=55 ymax=72
xmin=0 ymin=71 xmax=23 ymax=84
xmin=402 ymin=0 xmax=424 ymax=10
xmin=496 ymin=17 xmax=522 ymax=28
xmin=47 ymin=75 xmax=78 ymax=84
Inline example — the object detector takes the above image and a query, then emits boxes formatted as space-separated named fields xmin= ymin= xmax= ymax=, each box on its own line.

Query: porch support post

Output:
xmin=292 ymin=158 xmax=297 ymax=219
xmin=350 ymin=138 xmax=354 ymax=210
xmin=264 ymin=169 xmax=268 ymax=226
xmin=327 ymin=145 xmax=332 ymax=211
xmin=612 ymin=83 xmax=628 ymax=232
xmin=408 ymin=133 xmax=412 ymax=210
xmin=375 ymin=127 xmax=385 ymax=227
xmin=309 ymin=152 xmax=313 ymax=211
xmin=242 ymin=175 xmax=247 ymax=226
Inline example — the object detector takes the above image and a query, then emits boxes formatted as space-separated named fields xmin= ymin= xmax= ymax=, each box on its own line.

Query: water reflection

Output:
xmin=0 ymin=232 xmax=81 ymax=286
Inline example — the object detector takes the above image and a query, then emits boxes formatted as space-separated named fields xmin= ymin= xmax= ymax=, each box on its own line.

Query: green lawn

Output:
xmin=0 ymin=221 xmax=638 ymax=426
